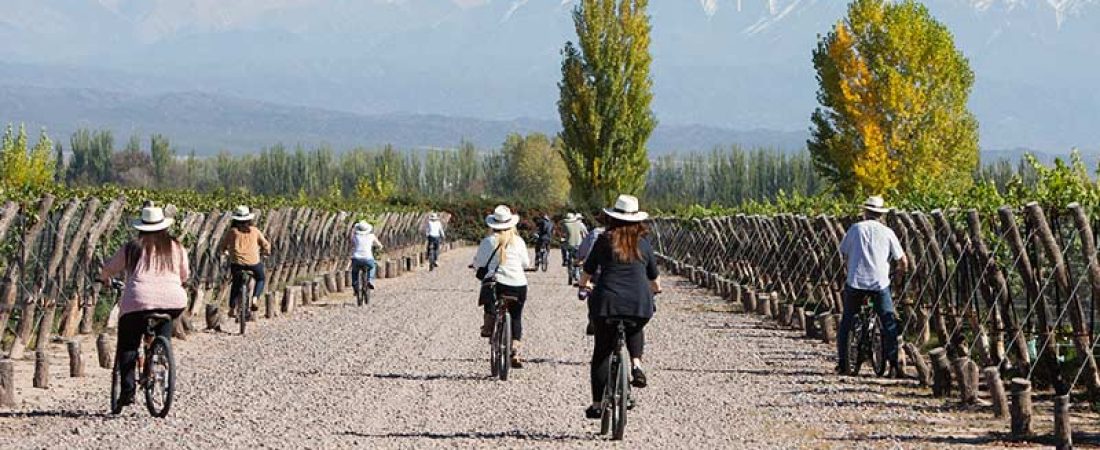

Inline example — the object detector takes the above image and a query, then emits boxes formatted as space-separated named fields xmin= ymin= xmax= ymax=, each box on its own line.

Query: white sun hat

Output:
xmin=485 ymin=205 xmax=520 ymax=230
xmin=355 ymin=221 xmax=373 ymax=234
xmin=132 ymin=206 xmax=174 ymax=232
xmin=429 ymin=212 xmax=440 ymax=221
xmin=564 ymin=212 xmax=578 ymax=222
xmin=861 ymin=196 xmax=889 ymax=214
xmin=231 ymin=205 xmax=255 ymax=222
xmin=604 ymin=195 xmax=649 ymax=222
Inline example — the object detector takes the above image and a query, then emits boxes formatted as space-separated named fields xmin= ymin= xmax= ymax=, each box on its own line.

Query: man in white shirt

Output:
xmin=836 ymin=196 xmax=908 ymax=377
xmin=425 ymin=213 xmax=446 ymax=268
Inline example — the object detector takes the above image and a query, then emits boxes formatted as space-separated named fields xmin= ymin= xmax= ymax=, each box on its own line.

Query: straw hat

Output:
xmin=861 ymin=196 xmax=889 ymax=214
xmin=231 ymin=205 xmax=255 ymax=222
xmin=354 ymin=221 xmax=373 ymax=234
xmin=564 ymin=213 xmax=579 ymax=222
xmin=603 ymin=195 xmax=649 ymax=222
xmin=428 ymin=212 xmax=440 ymax=221
xmin=132 ymin=206 xmax=174 ymax=232
xmin=485 ymin=205 xmax=519 ymax=230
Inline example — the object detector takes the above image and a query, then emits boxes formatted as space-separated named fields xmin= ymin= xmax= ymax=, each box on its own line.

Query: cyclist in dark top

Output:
xmin=577 ymin=195 xmax=661 ymax=419
xmin=535 ymin=213 xmax=554 ymax=262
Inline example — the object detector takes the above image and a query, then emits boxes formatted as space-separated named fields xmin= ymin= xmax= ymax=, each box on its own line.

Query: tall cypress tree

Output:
xmin=558 ymin=0 xmax=656 ymax=209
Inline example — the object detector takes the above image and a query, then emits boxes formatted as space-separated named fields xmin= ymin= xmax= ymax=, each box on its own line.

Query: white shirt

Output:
xmin=472 ymin=234 xmax=531 ymax=287
xmin=352 ymin=233 xmax=382 ymax=260
xmin=839 ymin=220 xmax=904 ymax=290
xmin=426 ymin=220 xmax=445 ymax=238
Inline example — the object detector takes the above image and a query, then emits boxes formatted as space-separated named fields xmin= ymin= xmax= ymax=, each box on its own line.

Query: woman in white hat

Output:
xmin=99 ymin=203 xmax=190 ymax=409
xmin=218 ymin=205 xmax=271 ymax=319
xmin=471 ymin=205 xmax=532 ymax=368
xmin=577 ymin=194 xmax=661 ymax=419
xmin=350 ymin=221 xmax=384 ymax=293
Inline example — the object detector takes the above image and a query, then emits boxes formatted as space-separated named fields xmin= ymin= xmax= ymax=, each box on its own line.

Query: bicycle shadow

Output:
xmin=338 ymin=429 xmax=593 ymax=442
xmin=331 ymin=371 xmax=491 ymax=382
xmin=0 ymin=409 xmax=114 ymax=419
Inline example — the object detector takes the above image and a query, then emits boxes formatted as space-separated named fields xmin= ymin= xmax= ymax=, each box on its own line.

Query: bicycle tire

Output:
xmin=499 ymin=313 xmax=512 ymax=381
xmin=870 ymin=314 xmax=887 ymax=377
xmin=612 ymin=346 xmax=630 ymax=440
xmin=144 ymin=336 xmax=175 ymax=418
xmin=238 ymin=281 xmax=249 ymax=336
xmin=356 ymin=270 xmax=366 ymax=307
xmin=490 ymin=314 xmax=501 ymax=377
xmin=110 ymin=359 xmax=123 ymax=415
xmin=600 ymin=358 xmax=614 ymax=435
xmin=846 ymin=318 xmax=864 ymax=375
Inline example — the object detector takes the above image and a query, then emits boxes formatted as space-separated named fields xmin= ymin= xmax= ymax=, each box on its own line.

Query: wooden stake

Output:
xmin=929 ymin=347 xmax=953 ymax=397
xmin=0 ymin=359 xmax=15 ymax=406
xmin=33 ymin=350 xmax=48 ymax=389
xmin=1009 ymin=378 xmax=1032 ymax=437
xmin=96 ymin=333 xmax=111 ymax=369
xmin=1054 ymin=394 xmax=1072 ymax=450
xmin=983 ymin=367 xmax=1008 ymax=418
xmin=903 ymin=343 xmax=932 ymax=386
xmin=66 ymin=341 xmax=83 ymax=377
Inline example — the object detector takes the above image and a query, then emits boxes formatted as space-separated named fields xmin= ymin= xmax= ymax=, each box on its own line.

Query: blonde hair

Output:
xmin=494 ymin=227 xmax=517 ymax=264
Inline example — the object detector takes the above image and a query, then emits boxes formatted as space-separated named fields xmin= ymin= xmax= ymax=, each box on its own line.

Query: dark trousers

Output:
xmin=229 ymin=263 xmax=265 ymax=309
xmin=482 ymin=284 xmax=527 ymax=340
xmin=590 ymin=317 xmax=648 ymax=403
xmin=116 ymin=309 xmax=184 ymax=395
xmin=351 ymin=258 xmax=377 ymax=291
xmin=837 ymin=285 xmax=900 ymax=367
xmin=427 ymin=237 xmax=441 ymax=258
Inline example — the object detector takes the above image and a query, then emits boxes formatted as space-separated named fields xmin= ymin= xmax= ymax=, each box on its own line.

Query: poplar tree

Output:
xmin=558 ymin=0 xmax=656 ymax=208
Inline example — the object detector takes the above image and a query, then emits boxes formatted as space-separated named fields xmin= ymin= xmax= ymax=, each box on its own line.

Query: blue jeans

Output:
xmin=229 ymin=263 xmax=265 ymax=310
xmin=351 ymin=258 xmax=377 ymax=291
xmin=836 ymin=285 xmax=900 ymax=368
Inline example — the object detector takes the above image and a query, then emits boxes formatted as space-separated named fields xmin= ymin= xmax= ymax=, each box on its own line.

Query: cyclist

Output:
xmin=561 ymin=212 xmax=589 ymax=274
xmin=218 ymin=206 xmax=271 ymax=319
xmin=473 ymin=205 xmax=532 ymax=368
xmin=577 ymin=195 xmax=660 ymax=419
xmin=576 ymin=213 xmax=606 ymax=335
xmin=99 ymin=204 xmax=189 ymax=408
xmin=351 ymin=221 xmax=383 ymax=293
xmin=836 ymin=196 xmax=908 ymax=377
xmin=534 ymin=213 xmax=554 ymax=266
xmin=425 ymin=212 xmax=445 ymax=268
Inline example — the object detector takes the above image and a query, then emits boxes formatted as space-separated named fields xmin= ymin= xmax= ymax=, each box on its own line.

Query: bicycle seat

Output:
xmin=498 ymin=295 xmax=519 ymax=305
xmin=146 ymin=313 xmax=173 ymax=325
xmin=605 ymin=317 xmax=638 ymax=327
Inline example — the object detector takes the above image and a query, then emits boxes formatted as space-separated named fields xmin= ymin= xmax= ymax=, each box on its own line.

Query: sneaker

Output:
xmin=835 ymin=363 xmax=850 ymax=376
xmin=631 ymin=367 xmax=648 ymax=388
xmin=367 ymin=282 xmax=376 ymax=290
xmin=250 ymin=297 xmax=260 ymax=312
xmin=585 ymin=321 xmax=595 ymax=336
xmin=228 ymin=308 xmax=237 ymax=319
xmin=118 ymin=389 xmax=135 ymax=407
xmin=584 ymin=405 xmax=602 ymax=420
xmin=511 ymin=356 xmax=523 ymax=369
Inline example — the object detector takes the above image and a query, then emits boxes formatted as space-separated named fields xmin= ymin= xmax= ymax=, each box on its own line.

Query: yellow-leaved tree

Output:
xmin=0 ymin=124 xmax=54 ymax=188
xmin=809 ymin=0 xmax=979 ymax=195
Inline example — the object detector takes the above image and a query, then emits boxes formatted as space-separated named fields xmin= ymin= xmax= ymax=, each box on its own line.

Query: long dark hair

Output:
xmin=125 ymin=230 xmax=178 ymax=272
xmin=234 ymin=220 xmax=253 ymax=232
xmin=606 ymin=218 xmax=648 ymax=263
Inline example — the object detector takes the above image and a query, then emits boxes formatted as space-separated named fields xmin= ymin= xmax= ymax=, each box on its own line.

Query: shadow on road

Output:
xmin=338 ymin=429 xmax=593 ymax=442
xmin=336 ymin=372 xmax=491 ymax=381
xmin=0 ymin=410 xmax=114 ymax=419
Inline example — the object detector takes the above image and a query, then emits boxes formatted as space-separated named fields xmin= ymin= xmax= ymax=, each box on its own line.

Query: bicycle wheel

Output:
xmin=499 ymin=313 xmax=512 ymax=381
xmin=490 ymin=314 xmax=501 ymax=377
xmin=144 ymin=336 xmax=175 ymax=418
xmin=238 ymin=282 xmax=249 ymax=336
xmin=612 ymin=346 xmax=630 ymax=440
xmin=540 ymin=250 xmax=548 ymax=272
xmin=110 ymin=359 xmax=123 ymax=415
xmin=600 ymin=358 xmax=615 ymax=435
xmin=870 ymin=314 xmax=887 ymax=377
xmin=846 ymin=318 xmax=864 ymax=375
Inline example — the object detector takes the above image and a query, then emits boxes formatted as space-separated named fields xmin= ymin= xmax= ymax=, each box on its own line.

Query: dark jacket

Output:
xmin=583 ymin=233 xmax=659 ymax=319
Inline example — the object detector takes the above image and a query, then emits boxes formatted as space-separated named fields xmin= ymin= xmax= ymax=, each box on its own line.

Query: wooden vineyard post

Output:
xmin=996 ymin=207 xmax=1035 ymax=375
xmin=903 ymin=342 xmax=932 ymax=386
xmin=0 ymin=359 xmax=14 ymax=406
xmin=33 ymin=350 xmax=49 ymax=388
xmin=952 ymin=356 xmax=977 ymax=404
xmin=929 ymin=347 xmax=953 ymax=397
xmin=818 ymin=312 xmax=835 ymax=344
xmin=67 ymin=341 xmax=84 ymax=377
xmin=96 ymin=333 xmax=112 ymax=368
xmin=282 ymin=286 xmax=295 ymax=315
xmin=792 ymin=306 xmax=805 ymax=330
xmin=983 ymin=367 xmax=1009 ymax=418
xmin=1009 ymin=378 xmax=1032 ymax=437
xmin=1054 ymin=394 xmax=1072 ymax=450
xmin=265 ymin=293 xmax=275 ymax=319
xmin=1067 ymin=202 xmax=1100 ymax=394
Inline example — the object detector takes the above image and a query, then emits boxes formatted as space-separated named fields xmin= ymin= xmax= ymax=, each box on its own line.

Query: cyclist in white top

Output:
xmin=350 ymin=221 xmax=383 ymax=293
xmin=425 ymin=213 xmax=445 ymax=268
xmin=472 ymin=205 xmax=532 ymax=368
xmin=836 ymin=196 xmax=908 ymax=377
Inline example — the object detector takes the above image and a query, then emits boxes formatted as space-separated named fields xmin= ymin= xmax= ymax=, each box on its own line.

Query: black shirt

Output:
xmin=536 ymin=218 xmax=554 ymax=241
xmin=583 ymin=234 xmax=659 ymax=319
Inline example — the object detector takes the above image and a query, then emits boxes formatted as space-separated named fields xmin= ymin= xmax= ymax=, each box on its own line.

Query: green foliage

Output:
xmin=809 ymin=0 xmax=979 ymax=195
xmin=558 ymin=0 xmax=656 ymax=209
xmin=487 ymin=133 xmax=571 ymax=206
xmin=0 ymin=124 xmax=55 ymax=188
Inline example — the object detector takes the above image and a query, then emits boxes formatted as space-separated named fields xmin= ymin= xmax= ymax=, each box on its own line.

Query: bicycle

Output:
xmin=427 ymin=238 xmax=440 ymax=271
xmin=487 ymin=277 xmax=517 ymax=381
xmin=565 ymin=246 xmax=582 ymax=286
xmin=106 ymin=280 xmax=177 ymax=418
xmin=534 ymin=239 xmax=550 ymax=272
xmin=844 ymin=296 xmax=887 ymax=377
xmin=599 ymin=318 xmax=633 ymax=440
xmin=231 ymin=269 xmax=254 ymax=336
xmin=355 ymin=263 xmax=372 ymax=307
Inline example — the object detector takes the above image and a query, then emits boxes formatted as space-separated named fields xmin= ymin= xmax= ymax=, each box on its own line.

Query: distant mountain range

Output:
xmin=0 ymin=1 xmax=1097 ymax=154
xmin=0 ymin=84 xmax=808 ymax=154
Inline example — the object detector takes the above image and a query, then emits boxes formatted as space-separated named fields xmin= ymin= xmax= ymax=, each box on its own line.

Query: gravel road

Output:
xmin=0 ymin=247 xmax=1056 ymax=449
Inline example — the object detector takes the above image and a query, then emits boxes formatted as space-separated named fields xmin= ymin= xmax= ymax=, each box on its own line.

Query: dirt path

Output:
xmin=0 ymin=247 xmax=1059 ymax=449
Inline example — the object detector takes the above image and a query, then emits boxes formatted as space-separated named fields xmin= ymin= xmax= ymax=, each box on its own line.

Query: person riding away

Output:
xmin=351 ymin=221 xmax=383 ymax=293
xmin=534 ymin=213 xmax=554 ymax=263
xmin=425 ymin=212 xmax=445 ymax=267
xmin=218 ymin=206 xmax=271 ymax=319
xmin=473 ymin=205 xmax=532 ymax=369
xmin=576 ymin=213 xmax=607 ymax=335
xmin=836 ymin=196 xmax=909 ymax=378
xmin=577 ymin=195 xmax=661 ymax=419
xmin=99 ymin=204 xmax=190 ymax=408
xmin=561 ymin=212 xmax=589 ymax=272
